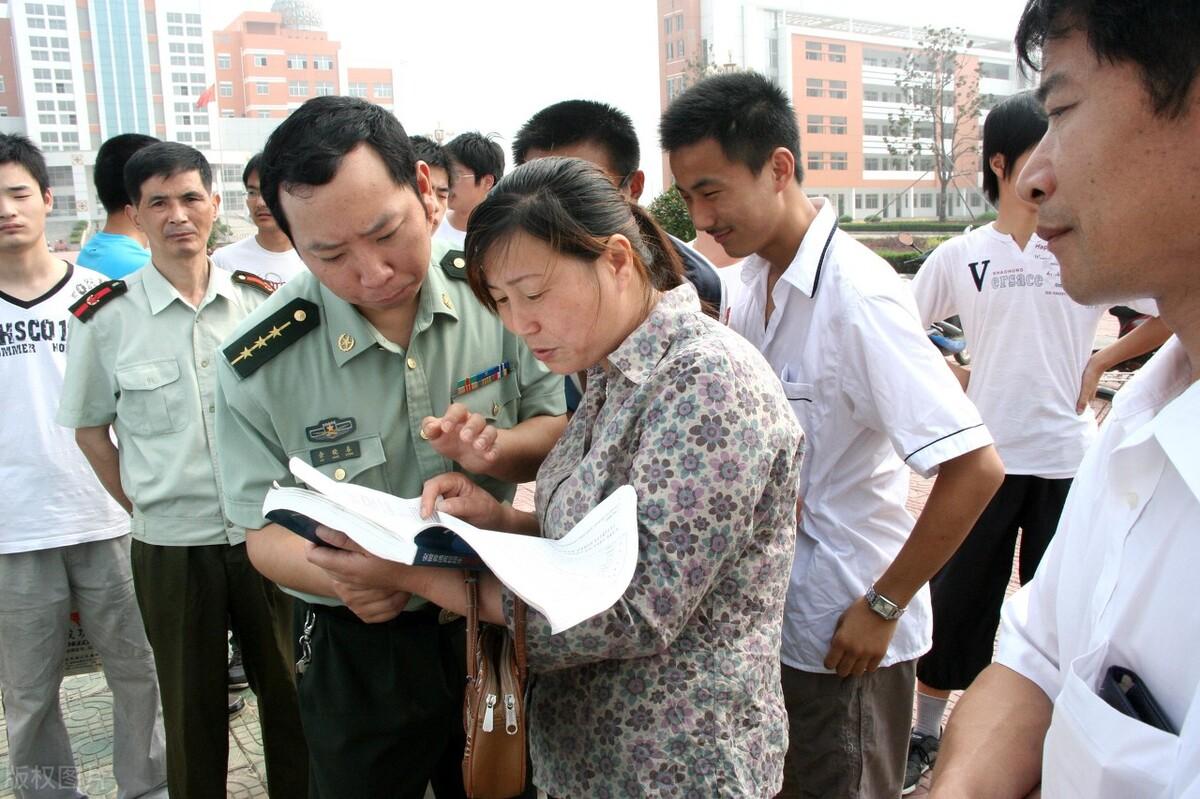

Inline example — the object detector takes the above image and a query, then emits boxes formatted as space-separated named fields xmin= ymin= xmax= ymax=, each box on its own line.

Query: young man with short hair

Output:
xmin=662 ymin=73 xmax=1005 ymax=798
xmin=904 ymin=89 xmax=1166 ymax=793
xmin=410 ymin=135 xmax=452 ymax=232
xmin=214 ymin=96 xmax=566 ymax=798
xmin=58 ymin=142 xmax=307 ymax=799
xmin=212 ymin=153 xmax=306 ymax=284
xmin=76 ymin=133 xmax=158 ymax=279
xmin=931 ymin=2 xmax=1200 ymax=796
xmin=0 ymin=132 xmax=168 ymax=799
xmin=435 ymin=130 xmax=504 ymax=247
xmin=512 ymin=99 xmax=726 ymax=319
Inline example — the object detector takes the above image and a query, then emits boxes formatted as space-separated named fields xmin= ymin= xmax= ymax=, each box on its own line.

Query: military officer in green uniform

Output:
xmin=214 ymin=97 xmax=566 ymax=799
xmin=57 ymin=142 xmax=308 ymax=799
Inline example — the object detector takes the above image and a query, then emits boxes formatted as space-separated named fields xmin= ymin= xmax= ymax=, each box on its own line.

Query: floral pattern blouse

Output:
xmin=507 ymin=284 xmax=804 ymax=798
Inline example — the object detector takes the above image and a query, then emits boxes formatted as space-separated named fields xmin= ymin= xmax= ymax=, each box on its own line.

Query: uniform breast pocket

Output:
xmin=115 ymin=358 xmax=186 ymax=436
xmin=457 ymin=371 xmax=521 ymax=428
xmin=289 ymin=434 xmax=390 ymax=491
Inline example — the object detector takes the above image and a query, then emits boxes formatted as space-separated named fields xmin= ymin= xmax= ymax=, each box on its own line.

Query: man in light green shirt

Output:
xmin=58 ymin=142 xmax=307 ymax=799
xmin=214 ymin=96 xmax=566 ymax=799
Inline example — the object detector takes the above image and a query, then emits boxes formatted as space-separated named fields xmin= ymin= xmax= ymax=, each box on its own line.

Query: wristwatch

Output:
xmin=865 ymin=585 xmax=906 ymax=621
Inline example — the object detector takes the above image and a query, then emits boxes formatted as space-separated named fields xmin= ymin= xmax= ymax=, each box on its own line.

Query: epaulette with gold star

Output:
xmin=231 ymin=270 xmax=278 ymax=296
xmin=223 ymin=298 xmax=319 ymax=378
xmin=68 ymin=280 xmax=127 ymax=323
xmin=439 ymin=248 xmax=469 ymax=281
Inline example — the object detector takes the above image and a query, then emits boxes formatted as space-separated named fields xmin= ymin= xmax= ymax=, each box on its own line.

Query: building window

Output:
xmin=287 ymin=54 xmax=307 ymax=69
xmin=186 ymin=13 xmax=200 ymax=24
xmin=177 ymin=131 xmax=192 ymax=142
xmin=256 ymin=83 xmax=269 ymax=95
xmin=865 ymin=195 xmax=880 ymax=209
xmin=830 ymin=152 xmax=848 ymax=170
xmin=677 ymin=39 xmax=684 ymax=58
xmin=58 ymin=100 xmax=74 ymax=110
xmin=828 ymin=44 xmax=846 ymax=63
xmin=805 ymin=41 xmax=822 ymax=61
xmin=0 ymin=108 xmax=7 ymax=117
xmin=664 ymin=17 xmax=671 ymax=34
xmin=864 ymin=90 xmax=879 ymax=102
xmin=314 ymin=56 xmax=333 ymax=70
xmin=219 ymin=82 xmax=233 ymax=97
xmin=28 ymin=17 xmax=46 ymax=28
xmin=176 ymin=115 xmax=191 ymax=126
xmin=919 ymin=193 xmax=933 ymax=208
xmin=38 ymin=113 xmax=56 ymax=124
xmin=829 ymin=80 xmax=848 ymax=99
xmin=863 ymin=122 xmax=880 ymax=136
xmin=51 ymin=36 xmax=68 ymax=48
xmin=48 ymin=18 xmax=65 ymax=30
xmin=254 ymin=55 xmax=268 ymax=67
xmin=34 ymin=69 xmax=51 ymax=79
xmin=221 ymin=109 xmax=235 ymax=118
xmin=37 ymin=101 xmax=54 ymax=111
xmin=166 ymin=12 xmax=182 ymax=23
xmin=288 ymin=81 xmax=307 ymax=97
xmin=666 ymin=41 xmax=674 ymax=60
xmin=174 ymin=102 xmax=190 ymax=112
xmin=348 ymin=82 xmax=367 ymax=98
xmin=186 ymin=26 xmax=201 ymax=36
xmin=190 ymin=72 xmax=204 ymax=83
xmin=0 ymin=76 xmax=5 ymax=93
xmin=59 ymin=113 xmax=75 ymax=124
xmin=315 ymin=81 xmax=334 ymax=96
xmin=188 ymin=43 xmax=203 ymax=53
xmin=970 ymin=192 xmax=983 ymax=207
xmin=374 ymin=83 xmax=392 ymax=98
xmin=807 ymin=152 xmax=823 ymax=171
xmin=26 ymin=3 xmax=45 ymax=14
xmin=46 ymin=4 xmax=64 ymax=15
xmin=257 ymin=110 xmax=271 ymax=119
xmin=217 ymin=53 xmax=231 ymax=69
xmin=167 ymin=25 xmax=183 ymax=36
xmin=189 ymin=56 xmax=203 ymax=66
xmin=806 ymin=115 xmax=824 ymax=134
xmin=829 ymin=116 xmax=847 ymax=135
xmin=981 ymin=62 xmax=1011 ymax=80
xmin=864 ymin=156 xmax=879 ymax=171
xmin=171 ymin=72 xmax=187 ymax=83
xmin=169 ymin=42 xmax=185 ymax=53
xmin=806 ymin=78 xmax=823 ymax=98
xmin=676 ymin=14 xmax=684 ymax=31
xmin=170 ymin=56 xmax=186 ymax=66
xmin=52 ymin=51 xmax=69 ymax=62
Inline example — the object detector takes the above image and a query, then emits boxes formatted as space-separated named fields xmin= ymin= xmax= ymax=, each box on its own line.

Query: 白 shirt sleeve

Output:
xmin=214 ymin=356 xmax=290 ymax=529
xmin=995 ymin=527 xmax=1069 ymax=702
xmin=56 ymin=315 xmax=118 ymax=429
xmin=908 ymin=241 xmax=958 ymax=329
xmin=842 ymin=288 xmax=992 ymax=477
xmin=508 ymin=343 xmax=803 ymax=672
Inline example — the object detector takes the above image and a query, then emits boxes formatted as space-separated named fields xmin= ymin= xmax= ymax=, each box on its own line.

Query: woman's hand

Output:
xmin=420 ymin=403 xmax=501 ymax=475
xmin=420 ymin=471 xmax=508 ymax=530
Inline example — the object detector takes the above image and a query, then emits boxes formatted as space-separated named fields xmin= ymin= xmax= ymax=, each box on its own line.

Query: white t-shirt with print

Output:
xmin=212 ymin=234 xmax=307 ymax=284
xmin=0 ymin=263 xmax=129 ymax=553
xmin=433 ymin=217 xmax=466 ymax=249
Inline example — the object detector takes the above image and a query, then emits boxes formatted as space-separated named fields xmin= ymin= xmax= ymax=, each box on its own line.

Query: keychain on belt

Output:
xmin=295 ymin=608 xmax=315 ymax=676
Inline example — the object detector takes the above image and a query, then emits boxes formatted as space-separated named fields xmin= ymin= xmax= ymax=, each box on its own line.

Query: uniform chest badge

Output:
xmin=452 ymin=361 xmax=511 ymax=398
xmin=306 ymin=417 xmax=356 ymax=442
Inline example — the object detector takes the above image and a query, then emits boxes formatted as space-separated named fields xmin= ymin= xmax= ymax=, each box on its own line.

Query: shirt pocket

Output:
xmin=289 ymin=434 xmax=390 ymax=491
xmin=1042 ymin=643 xmax=1177 ymax=797
xmin=456 ymin=370 xmax=521 ymax=427
xmin=115 ymin=358 xmax=185 ymax=436
xmin=778 ymin=363 xmax=815 ymax=423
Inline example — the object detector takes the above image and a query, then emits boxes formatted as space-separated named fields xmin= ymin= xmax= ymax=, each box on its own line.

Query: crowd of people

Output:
xmin=0 ymin=0 xmax=1195 ymax=797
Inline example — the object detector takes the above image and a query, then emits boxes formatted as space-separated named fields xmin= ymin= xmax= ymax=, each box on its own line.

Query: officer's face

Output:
xmin=128 ymin=169 xmax=219 ymax=262
xmin=0 ymin=163 xmax=52 ymax=254
xmin=281 ymin=143 xmax=433 ymax=316
xmin=480 ymin=230 xmax=641 ymax=375
xmin=427 ymin=165 xmax=450 ymax=230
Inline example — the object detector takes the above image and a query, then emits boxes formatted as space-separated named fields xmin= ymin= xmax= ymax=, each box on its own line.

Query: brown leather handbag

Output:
xmin=462 ymin=574 xmax=528 ymax=799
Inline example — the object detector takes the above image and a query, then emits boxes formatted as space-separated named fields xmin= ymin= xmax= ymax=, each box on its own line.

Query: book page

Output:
xmin=288 ymin=458 xmax=439 ymax=534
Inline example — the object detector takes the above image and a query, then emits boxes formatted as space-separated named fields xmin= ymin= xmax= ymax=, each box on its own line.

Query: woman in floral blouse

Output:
xmin=311 ymin=157 xmax=803 ymax=797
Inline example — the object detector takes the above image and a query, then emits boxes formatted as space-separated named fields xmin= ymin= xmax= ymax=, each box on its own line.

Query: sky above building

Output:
xmin=204 ymin=0 xmax=1033 ymax=198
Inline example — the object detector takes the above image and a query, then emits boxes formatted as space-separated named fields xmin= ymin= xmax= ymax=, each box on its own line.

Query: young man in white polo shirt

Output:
xmin=931 ymin=1 xmax=1200 ymax=795
xmin=662 ymin=72 xmax=1005 ymax=798
xmin=904 ymin=89 xmax=1166 ymax=792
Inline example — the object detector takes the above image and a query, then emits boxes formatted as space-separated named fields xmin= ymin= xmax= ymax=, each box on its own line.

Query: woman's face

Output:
xmin=480 ymin=231 xmax=641 ymax=375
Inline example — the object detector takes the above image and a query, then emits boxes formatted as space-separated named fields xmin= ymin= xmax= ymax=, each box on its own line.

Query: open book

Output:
xmin=263 ymin=458 xmax=640 ymax=634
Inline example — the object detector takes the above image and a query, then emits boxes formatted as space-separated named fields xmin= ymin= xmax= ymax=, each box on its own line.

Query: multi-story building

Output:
xmin=657 ymin=0 xmax=1031 ymax=220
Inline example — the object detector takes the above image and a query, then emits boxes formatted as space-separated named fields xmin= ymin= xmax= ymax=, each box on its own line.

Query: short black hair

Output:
xmin=94 ymin=134 xmax=159 ymax=212
xmin=444 ymin=131 xmax=505 ymax=185
xmin=660 ymin=71 xmax=802 ymax=181
xmin=0 ymin=133 xmax=50 ymax=194
xmin=981 ymin=91 xmax=1048 ymax=205
xmin=1016 ymin=0 xmax=1200 ymax=119
xmin=124 ymin=142 xmax=212 ymax=206
xmin=242 ymin=153 xmax=264 ymax=186
xmin=258 ymin=95 xmax=419 ymax=240
xmin=409 ymin=135 xmax=451 ymax=177
xmin=512 ymin=100 xmax=640 ymax=179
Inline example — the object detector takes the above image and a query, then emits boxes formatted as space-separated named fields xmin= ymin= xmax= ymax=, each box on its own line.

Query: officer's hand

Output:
xmin=307 ymin=526 xmax=412 ymax=622
xmin=420 ymin=472 xmax=506 ymax=530
xmin=822 ymin=597 xmax=897 ymax=678
xmin=332 ymin=585 xmax=412 ymax=624
xmin=421 ymin=403 xmax=501 ymax=474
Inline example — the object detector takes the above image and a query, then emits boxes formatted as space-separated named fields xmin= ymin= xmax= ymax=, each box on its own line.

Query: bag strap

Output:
xmin=465 ymin=572 xmax=479 ymax=681
xmin=512 ymin=595 xmax=527 ymax=685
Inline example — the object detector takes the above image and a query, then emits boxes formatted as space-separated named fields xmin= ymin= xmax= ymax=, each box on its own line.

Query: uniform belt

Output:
xmin=309 ymin=602 xmax=461 ymax=627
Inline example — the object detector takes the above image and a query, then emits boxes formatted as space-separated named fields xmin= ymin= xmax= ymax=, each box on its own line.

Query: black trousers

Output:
xmin=295 ymin=601 xmax=469 ymax=799
xmin=917 ymin=474 xmax=1072 ymax=691
xmin=130 ymin=541 xmax=308 ymax=799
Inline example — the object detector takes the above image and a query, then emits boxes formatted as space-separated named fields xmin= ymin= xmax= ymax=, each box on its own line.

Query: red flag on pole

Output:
xmin=195 ymin=84 xmax=216 ymax=110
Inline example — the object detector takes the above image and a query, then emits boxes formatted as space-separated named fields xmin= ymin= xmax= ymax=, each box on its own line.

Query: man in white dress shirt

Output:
xmin=662 ymin=72 xmax=1005 ymax=798
xmin=931 ymin=1 xmax=1200 ymax=796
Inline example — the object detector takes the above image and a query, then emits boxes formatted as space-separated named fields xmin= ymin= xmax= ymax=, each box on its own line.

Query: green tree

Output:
xmin=208 ymin=218 xmax=233 ymax=251
xmin=649 ymin=185 xmax=695 ymax=242
xmin=885 ymin=26 xmax=983 ymax=221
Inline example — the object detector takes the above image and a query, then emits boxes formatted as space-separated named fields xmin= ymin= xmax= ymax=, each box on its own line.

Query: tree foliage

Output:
xmin=649 ymin=185 xmax=695 ymax=242
xmin=885 ymin=26 xmax=983 ymax=221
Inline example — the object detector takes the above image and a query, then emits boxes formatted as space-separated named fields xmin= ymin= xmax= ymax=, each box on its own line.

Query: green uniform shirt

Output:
xmin=56 ymin=261 xmax=269 ymax=546
xmin=214 ymin=248 xmax=565 ymax=606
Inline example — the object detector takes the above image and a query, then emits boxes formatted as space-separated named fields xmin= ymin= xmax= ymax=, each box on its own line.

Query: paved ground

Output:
xmin=0 ymin=342 xmax=1128 ymax=797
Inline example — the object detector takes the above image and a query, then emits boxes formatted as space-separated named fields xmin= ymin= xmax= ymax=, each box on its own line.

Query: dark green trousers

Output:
xmin=295 ymin=602 xmax=470 ymax=799
xmin=131 ymin=540 xmax=308 ymax=799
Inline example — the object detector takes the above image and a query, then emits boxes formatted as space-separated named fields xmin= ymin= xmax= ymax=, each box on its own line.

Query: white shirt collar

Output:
xmin=740 ymin=197 xmax=838 ymax=299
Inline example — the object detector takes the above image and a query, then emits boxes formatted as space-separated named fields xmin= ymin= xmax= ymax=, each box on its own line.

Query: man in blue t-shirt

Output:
xmin=76 ymin=134 xmax=158 ymax=279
